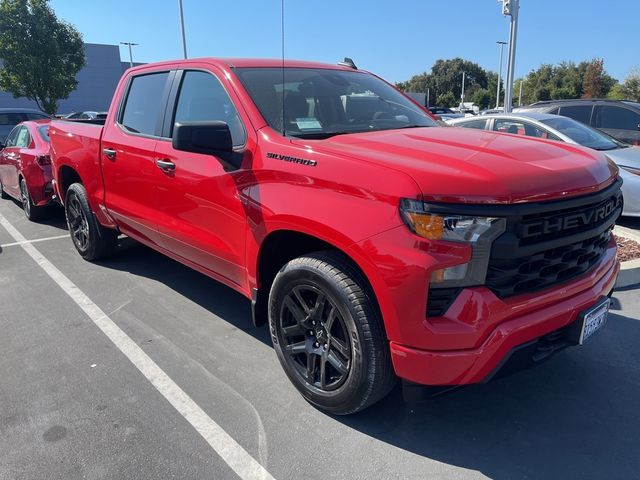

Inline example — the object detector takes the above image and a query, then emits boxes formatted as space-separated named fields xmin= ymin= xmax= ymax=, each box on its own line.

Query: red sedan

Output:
xmin=0 ymin=119 xmax=54 ymax=220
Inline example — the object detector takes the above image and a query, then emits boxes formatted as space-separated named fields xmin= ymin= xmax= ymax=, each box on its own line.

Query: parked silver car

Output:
xmin=450 ymin=112 xmax=640 ymax=217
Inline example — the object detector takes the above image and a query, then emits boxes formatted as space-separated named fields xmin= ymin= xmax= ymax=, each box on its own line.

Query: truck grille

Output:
xmin=486 ymin=181 xmax=622 ymax=298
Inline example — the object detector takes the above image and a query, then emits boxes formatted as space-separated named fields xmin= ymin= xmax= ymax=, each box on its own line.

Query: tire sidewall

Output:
xmin=269 ymin=262 xmax=371 ymax=412
xmin=64 ymin=184 xmax=100 ymax=259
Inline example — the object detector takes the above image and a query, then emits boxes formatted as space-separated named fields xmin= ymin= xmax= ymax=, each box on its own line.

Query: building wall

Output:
xmin=0 ymin=43 xmax=127 ymax=114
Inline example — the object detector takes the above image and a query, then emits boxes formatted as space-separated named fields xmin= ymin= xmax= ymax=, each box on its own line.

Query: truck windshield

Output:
xmin=234 ymin=67 xmax=436 ymax=139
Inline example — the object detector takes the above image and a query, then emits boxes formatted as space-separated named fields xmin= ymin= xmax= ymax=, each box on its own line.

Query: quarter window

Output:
xmin=120 ymin=72 xmax=170 ymax=136
xmin=15 ymin=126 xmax=31 ymax=148
xmin=173 ymin=71 xmax=246 ymax=147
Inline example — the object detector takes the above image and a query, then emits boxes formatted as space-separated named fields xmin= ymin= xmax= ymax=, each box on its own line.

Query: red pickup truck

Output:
xmin=49 ymin=58 xmax=621 ymax=414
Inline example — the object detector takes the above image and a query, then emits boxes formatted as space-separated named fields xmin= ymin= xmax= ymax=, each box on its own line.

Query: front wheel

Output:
xmin=65 ymin=183 xmax=117 ymax=260
xmin=269 ymin=251 xmax=396 ymax=415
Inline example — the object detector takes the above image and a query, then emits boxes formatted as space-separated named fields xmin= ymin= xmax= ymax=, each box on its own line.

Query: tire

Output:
xmin=269 ymin=251 xmax=396 ymax=415
xmin=64 ymin=182 xmax=117 ymax=260
xmin=0 ymin=177 xmax=9 ymax=199
xmin=20 ymin=178 xmax=45 ymax=221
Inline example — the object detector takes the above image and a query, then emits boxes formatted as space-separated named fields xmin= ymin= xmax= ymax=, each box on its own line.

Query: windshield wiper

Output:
xmin=287 ymin=131 xmax=351 ymax=140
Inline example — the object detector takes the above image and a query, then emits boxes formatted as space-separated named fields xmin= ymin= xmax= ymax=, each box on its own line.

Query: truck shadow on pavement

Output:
xmin=96 ymin=239 xmax=639 ymax=480
xmin=95 ymin=238 xmax=272 ymax=347
xmin=340 ymin=306 xmax=640 ymax=480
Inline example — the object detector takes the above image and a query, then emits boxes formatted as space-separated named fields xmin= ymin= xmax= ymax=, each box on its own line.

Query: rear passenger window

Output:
xmin=120 ymin=72 xmax=170 ymax=136
xmin=173 ymin=71 xmax=246 ymax=147
xmin=558 ymin=105 xmax=592 ymax=125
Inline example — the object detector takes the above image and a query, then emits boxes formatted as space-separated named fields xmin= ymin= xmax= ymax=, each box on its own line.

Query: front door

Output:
xmin=101 ymin=70 xmax=173 ymax=245
xmin=0 ymin=126 xmax=22 ymax=197
xmin=154 ymin=68 xmax=249 ymax=287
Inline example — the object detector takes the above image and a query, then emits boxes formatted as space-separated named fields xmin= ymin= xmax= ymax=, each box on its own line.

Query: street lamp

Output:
xmin=120 ymin=42 xmax=138 ymax=69
xmin=460 ymin=71 xmax=466 ymax=111
xmin=178 ymin=0 xmax=188 ymax=59
xmin=496 ymin=41 xmax=507 ymax=109
xmin=498 ymin=0 xmax=520 ymax=113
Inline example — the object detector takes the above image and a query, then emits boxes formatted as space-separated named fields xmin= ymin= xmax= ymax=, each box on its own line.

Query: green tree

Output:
xmin=0 ymin=0 xmax=85 ymax=114
xmin=607 ymin=83 xmax=626 ymax=100
xmin=472 ymin=88 xmax=491 ymax=110
xmin=621 ymin=69 xmax=640 ymax=101
xmin=436 ymin=92 xmax=456 ymax=108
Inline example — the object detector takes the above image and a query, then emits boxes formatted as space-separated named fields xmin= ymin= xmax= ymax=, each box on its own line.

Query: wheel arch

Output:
xmin=251 ymin=227 xmax=390 ymax=337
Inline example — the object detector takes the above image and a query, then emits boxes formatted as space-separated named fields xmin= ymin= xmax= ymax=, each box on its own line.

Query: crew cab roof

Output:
xmin=125 ymin=57 xmax=362 ymax=73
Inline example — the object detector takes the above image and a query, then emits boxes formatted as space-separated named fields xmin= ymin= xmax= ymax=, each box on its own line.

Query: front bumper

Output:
xmin=389 ymin=246 xmax=619 ymax=385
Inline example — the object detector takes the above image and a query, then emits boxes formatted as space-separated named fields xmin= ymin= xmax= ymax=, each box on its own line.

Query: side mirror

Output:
xmin=0 ymin=143 xmax=5 ymax=150
xmin=173 ymin=121 xmax=233 ymax=155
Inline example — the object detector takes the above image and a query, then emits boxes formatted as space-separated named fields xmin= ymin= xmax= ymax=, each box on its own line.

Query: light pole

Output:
xmin=518 ymin=78 xmax=523 ymax=106
xmin=120 ymin=42 xmax=138 ymax=69
xmin=178 ymin=0 xmax=188 ymax=59
xmin=496 ymin=41 xmax=507 ymax=109
xmin=500 ymin=0 xmax=519 ymax=113
xmin=460 ymin=71 xmax=466 ymax=111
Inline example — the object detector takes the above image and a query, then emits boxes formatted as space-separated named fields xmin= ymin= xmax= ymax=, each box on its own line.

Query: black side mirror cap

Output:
xmin=173 ymin=121 xmax=233 ymax=155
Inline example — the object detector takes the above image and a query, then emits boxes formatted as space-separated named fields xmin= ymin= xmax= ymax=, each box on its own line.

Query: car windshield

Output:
xmin=541 ymin=116 xmax=624 ymax=151
xmin=235 ymin=67 xmax=436 ymax=139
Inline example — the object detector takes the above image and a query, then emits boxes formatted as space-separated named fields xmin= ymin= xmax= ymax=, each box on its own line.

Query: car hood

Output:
xmin=295 ymin=127 xmax=617 ymax=203
xmin=603 ymin=145 xmax=640 ymax=168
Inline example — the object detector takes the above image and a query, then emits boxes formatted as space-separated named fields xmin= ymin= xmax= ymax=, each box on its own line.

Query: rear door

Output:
xmin=100 ymin=70 xmax=174 ymax=245
xmin=153 ymin=67 xmax=250 ymax=287
xmin=593 ymin=105 xmax=640 ymax=145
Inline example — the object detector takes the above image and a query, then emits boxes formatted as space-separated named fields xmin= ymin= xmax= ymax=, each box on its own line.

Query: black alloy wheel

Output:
xmin=278 ymin=284 xmax=352 ymax=391
xmin=64 ymin=183 xmax=117 ymax=260
xmin=269 ymin=251 xmax=396 ymax=415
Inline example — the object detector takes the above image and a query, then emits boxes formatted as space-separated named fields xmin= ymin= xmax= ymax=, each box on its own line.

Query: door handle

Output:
xmin=103 ymin=148 xmax=117 ymax=160
xmin=155 ymin=159 xmax=176 ymax=172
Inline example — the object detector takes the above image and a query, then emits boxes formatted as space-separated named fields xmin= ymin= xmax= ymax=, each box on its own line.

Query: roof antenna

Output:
xmin=281 ymin=0 xmax=286 ymax=135
xmin=338 ymin=57 xmax=357 ymax=70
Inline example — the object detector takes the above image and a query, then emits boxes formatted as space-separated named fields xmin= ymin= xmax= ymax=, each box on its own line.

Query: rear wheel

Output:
xmin=20 ymin=178 xmax=45 ymax=221
xmin=65 ymin=183 xmax=117 ymax=260
xmin=269 ymin=251 xmax=396 ymax=415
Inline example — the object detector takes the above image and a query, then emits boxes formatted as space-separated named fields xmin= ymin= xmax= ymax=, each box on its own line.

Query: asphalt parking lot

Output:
xmin=1 ymin=199 xmax=639 ymax=480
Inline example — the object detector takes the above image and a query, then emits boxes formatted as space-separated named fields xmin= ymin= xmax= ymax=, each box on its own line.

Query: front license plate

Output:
xmin=575 ymin=298 xmax=610 ymax=345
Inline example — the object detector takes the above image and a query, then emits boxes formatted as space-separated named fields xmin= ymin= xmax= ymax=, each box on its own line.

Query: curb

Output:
xmin=613 ymin=226 xmax=640 ymax=289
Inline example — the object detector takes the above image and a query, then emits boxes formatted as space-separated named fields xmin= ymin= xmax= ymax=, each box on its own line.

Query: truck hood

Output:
xmin=295 ymin=127 xmax=618 ymax=204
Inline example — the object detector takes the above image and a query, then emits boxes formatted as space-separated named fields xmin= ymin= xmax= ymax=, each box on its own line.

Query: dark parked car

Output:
xmin=515 ymin=99 xmax=640 ymax=145
xmin=0 ymin=108 xmax=50 ymax=144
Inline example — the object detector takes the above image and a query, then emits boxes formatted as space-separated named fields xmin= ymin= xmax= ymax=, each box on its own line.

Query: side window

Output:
xmin=597 ymin=106 xmax=640 ymax=130
xmin=558 ymin=105 xmax=592 ymax=125
xmin=458 ymin=119 xmax=487 ymax=130
xmin=15 ymin=126 xmax=31 ymax=148
xmin=494 ymin=119 xmax=527 ymax=135
xmin=25 ymin=113 xmax=49 ymax=121
xmin=173 ymin=70 xmax=246 ymax=147
xmin=4 ymin=125 xmax=20 ymax=147
xmin=120 ymin=71 xmax=170 ymax=136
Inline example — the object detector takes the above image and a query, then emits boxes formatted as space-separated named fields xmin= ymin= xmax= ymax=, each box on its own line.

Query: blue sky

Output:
xmin=50 ymin=0 xmax=639 ymax=83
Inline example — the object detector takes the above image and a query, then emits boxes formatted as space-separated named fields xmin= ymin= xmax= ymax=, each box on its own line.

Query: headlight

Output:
xmin=400 ymin=199 xmax=506 ymax=287
xmin=619 ymin=165 xmax=640 ymax=176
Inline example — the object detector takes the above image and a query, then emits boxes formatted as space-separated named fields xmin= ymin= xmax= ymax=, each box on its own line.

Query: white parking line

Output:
xmin=0 ymin=234 xmax=70 ymax=248
xmin=0 ymin=212 xmax=276 ymax=480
